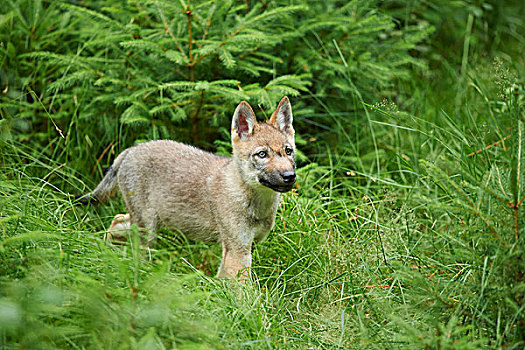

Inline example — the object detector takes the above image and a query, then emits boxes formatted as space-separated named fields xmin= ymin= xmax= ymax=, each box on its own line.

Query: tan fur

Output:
xmin=104 ymin=214 xmax=131 ymax=243
xmin=88 ymin=97 xmax=296 ymax=281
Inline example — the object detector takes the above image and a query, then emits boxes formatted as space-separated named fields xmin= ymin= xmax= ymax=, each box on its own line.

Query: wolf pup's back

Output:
xmin=115 ymin=140 xmax=229 ymax=241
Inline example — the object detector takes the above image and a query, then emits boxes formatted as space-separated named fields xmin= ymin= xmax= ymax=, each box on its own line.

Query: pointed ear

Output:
xmin=269 ymin=96 xmax=294 ymax=136
xmin=232 ymin=101 xmax=257 ymax=140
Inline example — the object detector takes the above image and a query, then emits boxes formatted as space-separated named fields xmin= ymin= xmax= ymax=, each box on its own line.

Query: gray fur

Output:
xmin=89 ymin=149 xmax=130 ymax=203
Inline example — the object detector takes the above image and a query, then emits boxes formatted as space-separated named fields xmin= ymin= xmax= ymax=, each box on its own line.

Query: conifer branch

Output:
xmin=518 ymin=196 xmax=525 ymax=207
xmin=200 ymin=8 xmax=214 ymax=46
xmin=466 ymin=135 xmax=510 ymax=157
xmin=157 ymin=5 xmax=186 ymax=58
xmin=186 ymin=7 xmax=194 ymax=81
xmin=192 ymin=91 xmax=204 ymax=144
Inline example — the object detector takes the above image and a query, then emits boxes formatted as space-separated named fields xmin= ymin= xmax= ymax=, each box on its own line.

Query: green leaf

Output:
xmin=218 ymin=46 xmax=235 ymax=69
xmin=165 ymin=49 xmax=187 ymax=65
xmin=510 ymin=118 xmax=523 ymax=205
xmin=1 ymin=231 xmax=60 ymax=247
xmin=121 ymin=105 xmax=150 ymax=125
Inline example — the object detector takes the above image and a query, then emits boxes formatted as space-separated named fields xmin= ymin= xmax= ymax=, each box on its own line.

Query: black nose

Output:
xmin=281 ymin=171 xmax=296 ymax=184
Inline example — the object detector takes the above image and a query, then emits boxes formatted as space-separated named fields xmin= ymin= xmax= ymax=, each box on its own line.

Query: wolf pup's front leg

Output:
xmin=217 ymin=241 xmax=252 ymax=280
xmin=214 ymin=97 xmax=296 ymax=281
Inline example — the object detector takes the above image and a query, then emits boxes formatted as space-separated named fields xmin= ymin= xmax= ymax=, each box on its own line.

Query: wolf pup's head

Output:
xmin=231 ymin=97 xmax=296 ymax=193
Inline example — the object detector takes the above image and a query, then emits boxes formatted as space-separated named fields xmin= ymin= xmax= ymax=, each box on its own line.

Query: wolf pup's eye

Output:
xmin=285 ymin=147 xmax=293 ymax=156
xmin=256 ymin=150 xmax=267 ymax=158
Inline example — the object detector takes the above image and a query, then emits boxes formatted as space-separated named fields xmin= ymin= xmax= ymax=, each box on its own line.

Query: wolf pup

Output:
xmin=81 ymin=97 xmax=296 ymax=280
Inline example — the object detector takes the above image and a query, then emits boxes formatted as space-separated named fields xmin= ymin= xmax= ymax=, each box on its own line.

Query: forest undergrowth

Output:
xmin=1 ymin=0 xmax=523 ymax=348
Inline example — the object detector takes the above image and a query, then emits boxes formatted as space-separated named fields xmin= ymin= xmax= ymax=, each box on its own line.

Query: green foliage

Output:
xmin=381 ymin=0 xmax=525 ymax=120
xmin=360 ymin=61 xmax=524 ymax=347
xmin=1 ymin=0 xmax=524 ymax=348
xmin=1 ymin=0 xmax=429 ymax=175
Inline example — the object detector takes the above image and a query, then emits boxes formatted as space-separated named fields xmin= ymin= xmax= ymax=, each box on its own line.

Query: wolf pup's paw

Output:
xmin=105 ymin=213 xmax=131 ymax=243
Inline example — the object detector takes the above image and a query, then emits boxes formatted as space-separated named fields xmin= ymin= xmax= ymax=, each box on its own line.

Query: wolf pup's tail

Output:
xmin=76 ymin=149 xmax=130 ymax=205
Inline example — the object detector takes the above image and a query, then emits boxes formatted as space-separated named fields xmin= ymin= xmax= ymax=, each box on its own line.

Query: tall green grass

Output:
xmin=1 ymin=0 xmax=524 ymax=348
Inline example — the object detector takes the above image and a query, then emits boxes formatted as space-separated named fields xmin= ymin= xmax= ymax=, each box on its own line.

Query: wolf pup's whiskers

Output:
xmin=78 ymin=97 xmax=296 ymax=281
